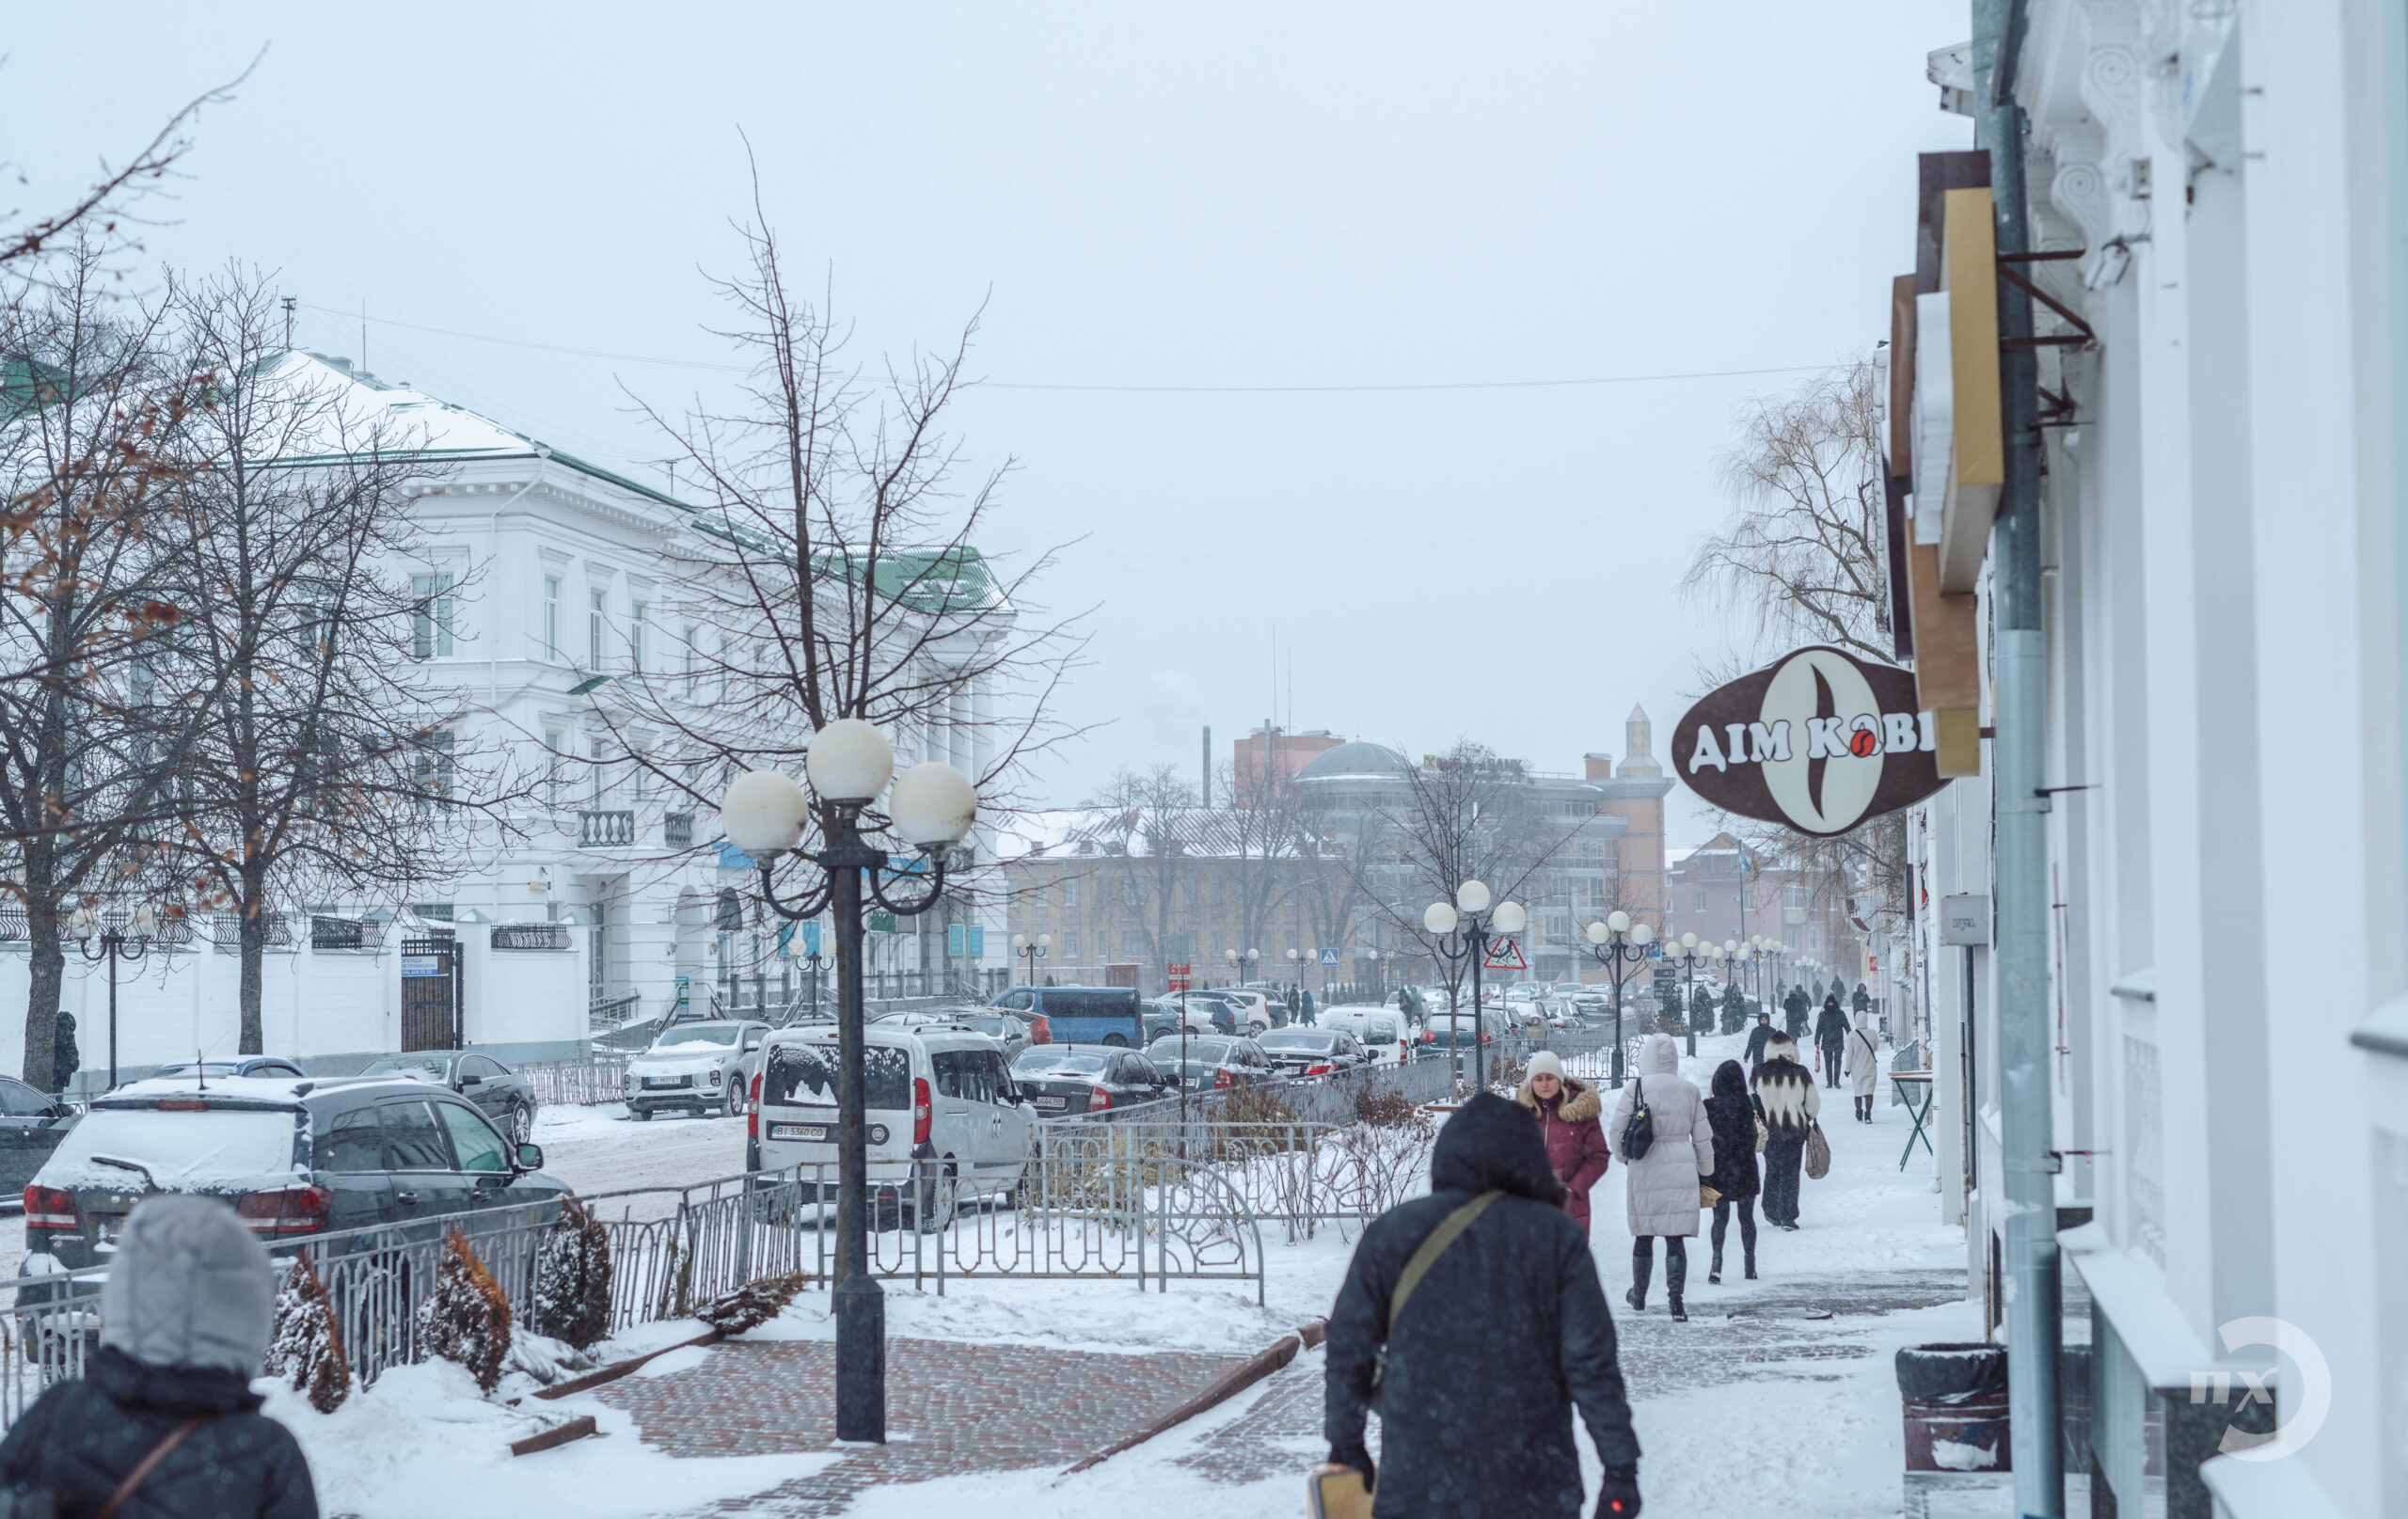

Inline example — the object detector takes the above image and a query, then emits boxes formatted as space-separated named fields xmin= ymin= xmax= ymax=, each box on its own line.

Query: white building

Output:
xmin=3 ymin=353 xmax=1011 ymax=1082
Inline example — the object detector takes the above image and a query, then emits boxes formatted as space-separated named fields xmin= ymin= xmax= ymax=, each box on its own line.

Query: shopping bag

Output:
xmin=1308 ymin=1465 xmax=1373 ymax=1519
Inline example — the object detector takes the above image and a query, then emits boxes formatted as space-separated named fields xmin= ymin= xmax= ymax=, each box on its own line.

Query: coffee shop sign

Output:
xmin=1673 ymin=646 xmax=1952 ymax=837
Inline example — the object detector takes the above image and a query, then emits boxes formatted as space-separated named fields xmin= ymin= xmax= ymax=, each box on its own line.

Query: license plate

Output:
xmin=643 ymin=1077 xmax=688 ymax=1089
xmin=1033 ymin=1096 xmax=1067 ymax=1110
xmin=768 ymin=1122 xmax=830 ymax=1141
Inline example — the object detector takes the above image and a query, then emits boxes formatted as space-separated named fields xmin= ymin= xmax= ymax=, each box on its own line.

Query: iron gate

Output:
xmin=400 ymin=934 xmax=461 ymax=1051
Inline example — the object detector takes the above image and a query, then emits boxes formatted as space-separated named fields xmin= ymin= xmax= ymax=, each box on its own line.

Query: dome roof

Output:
xmin=1294 ymin=741 xmax=1408 ymax=780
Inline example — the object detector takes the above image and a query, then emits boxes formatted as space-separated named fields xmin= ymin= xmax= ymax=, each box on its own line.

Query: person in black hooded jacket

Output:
xmin=1814 ymin=995 xmax=1850 ymax=1088
xmin=1325 ymin=1092 xmax=1642 ymax=1518
xmin=1701 ymin=1060 xmax=1762 ymax=1283
xmin=0 ymin=1194 xmax=318 ymax=1518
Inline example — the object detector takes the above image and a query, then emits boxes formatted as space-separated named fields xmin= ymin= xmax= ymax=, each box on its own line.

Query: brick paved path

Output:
xmin=594 ymin=1336 xmax=1249 ymax=1516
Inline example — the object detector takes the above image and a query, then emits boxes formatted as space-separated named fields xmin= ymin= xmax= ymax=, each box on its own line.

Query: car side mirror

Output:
xmin=461 ymin=1074 xmax=483 ymax=1086
xmin=515 ymin=1142 xmax=544 ymax=1170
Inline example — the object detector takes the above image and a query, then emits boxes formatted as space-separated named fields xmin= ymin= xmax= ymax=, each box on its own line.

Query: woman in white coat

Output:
xmin=1843 ymin=1009 xmax=1881 ymax=1121
xmin=1607 ymin=1033 xmax=1715 ymax=1321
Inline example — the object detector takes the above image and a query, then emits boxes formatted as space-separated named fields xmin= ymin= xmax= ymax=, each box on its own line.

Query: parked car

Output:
xmin=989 ymin=985 xmax=1151 ymax=1046
xmin=1418 ymin=1008 xmax=1509 ymax=1057
xmin=356 ymin=1052 xmax=540 ymax=1145
xmin=1255 ymin=1027 xmax=1373 ymax=1078
xmin=0 ymin=1075 xmax=76 ymax=1202
xmin=1143 ymin=996 xmax=1229 ymax=1036
xmin=25 ymin=1074 xmax=562 ymax=1269
xmin=1142 ymin=1034 xmax=1279 ymax=1091
xmin=751 ymin=1022 xmax=1032 ymax=1230
xmin=1008 ymin=1047 xmax=1174 ymax=1115
xmin=625 ymin=1020 xmax=771 ymax=1120
xmin=874 ymin=1007 xmax=1034 ymax=1062
xmin=1318 ymin=1006 xmax=1415 ymax=1065
xmin=1177 ymin=990 xmax=1244 ymax=1035
xmin=1202 ymin=987 xmax=1280 ymax=1035
xmin=145 ymin=1055 xmax=309 ymax=1083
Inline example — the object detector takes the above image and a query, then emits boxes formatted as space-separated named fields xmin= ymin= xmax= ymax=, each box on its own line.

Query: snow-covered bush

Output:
xmin=697 ymin=1272 xmax=808 ymax=1336
xmin=264 ymin=1248 xmax=351 ymax=1413
xmin=414 ymin=1228 xmax=512 ymax=1392
xmin=531 ymin=1195 xmax=613 ymax=1351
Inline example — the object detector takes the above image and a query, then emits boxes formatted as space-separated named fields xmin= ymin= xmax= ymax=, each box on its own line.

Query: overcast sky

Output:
xmin=6 ymin=4 xmax=1970 ymax=847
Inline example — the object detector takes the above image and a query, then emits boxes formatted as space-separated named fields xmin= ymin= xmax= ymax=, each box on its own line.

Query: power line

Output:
xmin=301 ymin=301 xmax=1829 ymax=394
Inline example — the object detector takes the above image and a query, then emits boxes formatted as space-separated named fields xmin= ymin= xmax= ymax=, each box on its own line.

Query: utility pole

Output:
xmin=1972 ymin=0 xmax=2062 ymax=1514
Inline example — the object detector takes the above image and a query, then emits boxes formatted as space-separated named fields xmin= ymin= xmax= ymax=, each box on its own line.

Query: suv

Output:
xmin=24 ymin=1075 xmax=562 ymax=1268
xmin=989 ymin=986 xmax=1151 ymax=1047
xmin=625 ymin=1020 xmax=771 ymax=1119
xmin=1319 ymin=1006 xmax=1414 ymax=1065
xmin=750 ymin=1023 xmax=1033 ymax=1230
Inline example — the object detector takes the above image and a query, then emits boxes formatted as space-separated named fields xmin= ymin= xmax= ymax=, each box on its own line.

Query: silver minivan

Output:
xmin=749 ymin=1023 xmax=1034 ymax=1231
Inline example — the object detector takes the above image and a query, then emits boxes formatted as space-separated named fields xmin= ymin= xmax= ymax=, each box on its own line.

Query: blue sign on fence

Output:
xmin=401 ymin=954 xmax=443 ymax=978
xmin=800 ymin=921 xmax=821 ymax=957
xmin=947 ymin=924 xmax=988 ymax=957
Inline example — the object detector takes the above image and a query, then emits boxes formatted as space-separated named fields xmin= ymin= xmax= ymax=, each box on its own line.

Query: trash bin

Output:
xmin=1896 ymin=1342 xmax=2010 ymax=1473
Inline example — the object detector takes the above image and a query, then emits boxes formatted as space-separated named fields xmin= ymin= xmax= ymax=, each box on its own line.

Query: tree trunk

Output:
xmin=239 ymin=894 xmax=268 ymax=1055
xmin=22 ymin=917 xmax=62 ymax=1094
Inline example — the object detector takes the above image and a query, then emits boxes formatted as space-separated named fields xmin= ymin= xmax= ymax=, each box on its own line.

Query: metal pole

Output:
xmin=1973 ymin=0 xmax=2060 ymax=1510
xmin=1608 ymin=940 xmax=1624 ymax=1088
xmin=827 ymin=810 xmax=885 ymax=1444
xmin=1470 ymin=925 xmax=1486 ymax=1093
xmin=1684 ymin=950 xmax=1697 ymax=1058
xmin=107 ymin=941 xmax=119 ymax=1090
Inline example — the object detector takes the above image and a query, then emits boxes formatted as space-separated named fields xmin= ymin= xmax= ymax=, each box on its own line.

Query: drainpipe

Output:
xmin=1972 ymin=0 xmax=2061 ymax=1515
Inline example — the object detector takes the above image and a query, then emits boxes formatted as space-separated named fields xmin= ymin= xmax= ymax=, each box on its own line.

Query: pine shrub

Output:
xmin=531 ymin=1195 xmax=613 ymax=1352
xmin=697 ymin=1272 xmax=809 ymax=1336
xmin=264 ymin=1249 xmax=351 ymax=1414
xmin=415 ymin=1228 xmax=513 ymax=1392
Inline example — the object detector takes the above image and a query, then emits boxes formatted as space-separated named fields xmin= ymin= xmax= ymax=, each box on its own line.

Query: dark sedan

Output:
xmin=1141 ymin=1035 xmax=1279 ymax=1091
xmin=1255 ymin=1028 xmax=1373 ymax=1078
xmin=356 ymin=1052 xmax=539 ymax=1145
xmin=1008 ymin=1048 xmax=1175 ymax=1116
xmin=0 ymin=1075 xmax=75 ymax=1203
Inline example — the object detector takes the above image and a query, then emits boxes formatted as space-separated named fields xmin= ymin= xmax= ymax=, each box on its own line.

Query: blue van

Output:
xmin=990 ymin=985 xmax=1162 ymax=1047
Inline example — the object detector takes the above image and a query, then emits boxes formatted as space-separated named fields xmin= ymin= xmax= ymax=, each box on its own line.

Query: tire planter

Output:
xmin=1895 ymin=1342 xmax=2010 ymax=1474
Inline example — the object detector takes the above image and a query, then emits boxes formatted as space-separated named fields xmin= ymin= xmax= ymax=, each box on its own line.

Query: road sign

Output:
xmin=868 ymin=909 xmax=897 ymax=935
xmin=800 ymin=921 xmax=821 ymax=957
xmin=674 ymin=974 xmax=690 ymax=1009
xmin=1318 ymin=947 xmax=1340 ymax=967
xmin=1482 ymin=938 xmax=1527 ymax=972
xmin=1167 ymin=961 xmax=1192 ymax=992
xmin=948 ymin=923 xmax=965 ymax=957
xmin=964 ymin=926 xmax=985 ymax=957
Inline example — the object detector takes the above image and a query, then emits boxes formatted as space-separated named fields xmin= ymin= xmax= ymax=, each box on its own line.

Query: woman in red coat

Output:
xmin=1516 ymin=1050 xmax=1611 ymax=1228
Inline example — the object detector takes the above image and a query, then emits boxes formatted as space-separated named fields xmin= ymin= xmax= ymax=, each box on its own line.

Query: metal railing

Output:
xmin=309 ymin=915 xmax=372 ymax=951
xmin=589 ymin=992 xmax=642 ymax=1030
xmin=492 ymin=923 xmax=573 ymax=952
xmin=520 ymin=1052 xmax=632 ymax=1106
xmin=663 ymin=812 xmax=695 ymax=847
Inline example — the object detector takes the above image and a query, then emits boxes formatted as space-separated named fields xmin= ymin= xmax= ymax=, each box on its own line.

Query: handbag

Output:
xmin=1620 ymin=1078 xmax=1656 ymax=1162
xmin=1369 ymin=1190 xmax=1501 ymax=1413
xmin=1308 ymin=1465 xmax=1374 ymax=1519
xmin=1803 ymin=1119 xmax=1831 ymax=1180
xmin=1700 ymin=1183 xmax=1722 ymax=1210
xmin=1755 ymin=1115 xmax=1769 ymax=1154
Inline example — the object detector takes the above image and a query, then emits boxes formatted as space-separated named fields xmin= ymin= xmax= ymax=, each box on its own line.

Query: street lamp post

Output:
xmin=1011 ymin=932 xmax=1050 ymax=986
xmin=1673 ymin=931 xmax=1702 ymax=1057
xmin=1582 ymin=911 xmax=1655 ymax=1087
xmin=718 ymin=720 xmax=977 ymax=1446
xmin=69 ymin=903 xmax=165 ymax=1091
xmin=1424 ymin=881 xmax=1525 ymax=1094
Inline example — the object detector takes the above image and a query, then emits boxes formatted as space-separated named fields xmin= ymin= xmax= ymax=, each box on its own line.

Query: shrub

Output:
xmin=698 ymin=1272 xmax=810 ymax=1336
xmin=531 ymin=1195 xmax=613 ymax=1351
xmin=416 ymin=1228 xmax=513 ymax=1392
xmin=1350 ymin=1084 xmax=1425 ymax=1131
xmin=264 ymin=1249 xmax=351 ymax=1414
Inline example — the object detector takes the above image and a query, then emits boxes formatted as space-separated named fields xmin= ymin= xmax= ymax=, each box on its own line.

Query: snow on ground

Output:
xmin=534 ymin=1103 xmax=752 ymax=1218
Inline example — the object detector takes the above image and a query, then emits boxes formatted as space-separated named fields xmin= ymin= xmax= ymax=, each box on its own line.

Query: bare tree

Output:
xmin=157 ymin=268 xmax=519 ymax=1052
xmin=1082 ymin=764 xmax=1199 ymax=988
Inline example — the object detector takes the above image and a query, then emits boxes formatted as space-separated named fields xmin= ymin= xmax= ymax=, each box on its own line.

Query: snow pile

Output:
xmin=1931 ymin=1437 xmax=2001 ymax=1470
xmin=752 ymin=1276 xmax=1304 ymax=1355
xmin=266 ymin=1357 xmax=838 ymax=1519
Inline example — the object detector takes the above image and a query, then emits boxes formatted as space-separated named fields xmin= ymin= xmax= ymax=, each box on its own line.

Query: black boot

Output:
xmin=1667 ymin=1249 xmax=1687 ymax=1321
xmin=1626 ymin=1242 xmax=1653 ymax=1312
xmin=1708 ymin=1243 xmax=1722 ymax=1285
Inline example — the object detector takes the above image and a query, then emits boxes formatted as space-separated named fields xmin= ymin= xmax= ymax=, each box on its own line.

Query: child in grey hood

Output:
xmin=0 ymin=1194 xmax=319 ymax=1517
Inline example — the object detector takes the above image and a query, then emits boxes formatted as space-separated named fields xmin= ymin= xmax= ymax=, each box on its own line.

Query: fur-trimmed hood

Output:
xmin=1514 ymin=1072 xmax=1601 ymax=1123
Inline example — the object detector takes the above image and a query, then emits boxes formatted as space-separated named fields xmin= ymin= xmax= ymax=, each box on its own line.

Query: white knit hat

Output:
xmin=1525 ymin=1051 xmax=1566 ymax=1082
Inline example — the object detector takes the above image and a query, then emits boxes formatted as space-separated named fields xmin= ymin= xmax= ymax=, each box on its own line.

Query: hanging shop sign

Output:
xmin=1673 ymin=646 xmax=1951 ymax=837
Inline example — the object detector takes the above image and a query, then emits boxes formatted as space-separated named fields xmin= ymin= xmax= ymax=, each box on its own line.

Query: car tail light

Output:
xmin=913 ymin=1077 xmax=932 ymax=1145
xmin=24 ymin=1185 xmax=76 ymax=1234
xmin=1214 ymin=1068 xmax=1234 ymax=1089
xmin=1030 ymin=1015 xmax=1052 ymax=1045
xmin=1090 ymin=1085 xmax=1113 ymax=1111
xmin=1304 ymin=1063 xmax=1332 ymax=1076
xmin=748 ymin=1073 xmax=763 ymax=1140
xmin=235 ymin=1185 xmax=331 ymax=1237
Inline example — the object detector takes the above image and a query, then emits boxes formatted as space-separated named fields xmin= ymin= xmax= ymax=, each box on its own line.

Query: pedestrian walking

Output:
xmin=1782 ymin=986 xmax=1809 ymax=1041
xmin=1607 ymin=1033 xmax=1713 ymax=1322
xmin=1814 ymin=994 xmax=1849 ymax=1088
xmin=1744 ymin=1010 xmax=1775 ymax=1071
xmin=1844 ymin=1009 xmax=1880 ymax=1121
xmin=1323 ymin=1093 xmax=1643 ymax=1518
xmin=1751 ymin=1033 xmax=1819 ymax=1229
xmin=1851 ymin=981 xmax=1872 ymax=1018
xmin=0 ymin=1193 xmax=320 ymax=1517
xmin=1302 ymin=988 xmax=1317 ymax=1025
xmin=1701 ymin=1059 xmax=1761 ymax=1282
xmin=50 ymin=1010 xmax=78 ymax=1096
xmin=1516 ymin=1052 xmax=1610 ymax=1231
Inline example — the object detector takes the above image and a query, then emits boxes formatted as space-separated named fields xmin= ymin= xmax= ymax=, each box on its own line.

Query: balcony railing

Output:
xmin=663 ymin=811 xmax=695 ymax=847
xmin=310 ymin=916 xmax=369 ymax=951
xmin=491 ymin=923 xmax=573 ymax=952
xmin=578 ymin=809 xmax=635 ymax=847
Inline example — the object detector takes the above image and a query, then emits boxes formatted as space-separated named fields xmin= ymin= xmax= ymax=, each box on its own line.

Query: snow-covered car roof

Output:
xmin=97 ymin=1073 xmax=427 ymax=1108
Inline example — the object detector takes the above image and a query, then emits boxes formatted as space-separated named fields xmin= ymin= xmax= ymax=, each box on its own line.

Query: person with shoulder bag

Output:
xmin=1700 ymin=1060 xmax=1762 ymax=1283
xmin=1750 ymin=1033 xmax=1820 ymax=1229
xmin=0 ymin=1195 xmax=319 ymax=1518
xmin=1516 ymin=1052 xmax=1610 ymax=1232
xmin=1606 ymin=1035 xmax=1714 ymax=1322
xmin=1323 ymin=1093 xmax=1642 ymax=1518
xmin=1844 ymin=1009 xmax=1881 ymax=1121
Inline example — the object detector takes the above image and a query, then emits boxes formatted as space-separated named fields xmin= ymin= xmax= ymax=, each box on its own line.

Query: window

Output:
xmin=588 ymin=590 xmax=607 ymax=669
xmin=682 ymin=625 xmax=699 ymax=697
xmin=1123 ymin=930 xmax=1145 ymax=957
xmin=544 ymin=729 xmax=565 ymax=807
xmin=378 ymin=1100 xmax=452 ymax=1170
xmin=436 ymin=1102 xmax=510 ymax=1173
xmin=718 ymin=635 xmax=731 ymax=701
xmin=1063 ymin=879 xmax=1079 ymax=909
xmin=411 ymin=573 xmax=455 ymax=659
xmin=0 ymin=1078 xmax=53 ymax=1117
xmin=1695 ymin=891 xmax=1707 ymax=912
xmin=1033 ymin=882 xmax=1048 ymax=908
xmin=629 ymin=602 xmax=647 ymax=671
xmin=543 ymin=577 xmax=561 ymax=661
xmin=590 ymin=738 xmax=608 ymax=807
xmin=1063 ymin=931 xmax=1080 ymax=959
xmin=317 ymin=1108 xmax=385 ymax=1173
xmin=1122 ymin=876 xmax=1145 ymax=906
xmin=414 ymin=730 xmax=456 ymax=813
xmin=1212 ymin=930 xmax=1225 ymax=957
xmin=1284 ymin=931 xmax=1298 ymax=956
xmin=1212 ymin=876 xmax=1225 ymax=907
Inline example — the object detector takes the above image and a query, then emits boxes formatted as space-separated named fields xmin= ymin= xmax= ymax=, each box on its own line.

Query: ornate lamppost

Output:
xmin=1011 ymin=931 xmax=1050 ymax=985
xmin=1425 ymin=880 xmax=1526 ymax=1093
xmin=1581 ymin=910 xmax=1655 ymax=1087
xmin=1670 ymin=930 xmax=1703 ymax=1057
xmin=718 ymin=720 xmax=977 ymax=1446
xmin=69 ymin=903 xmax=167 ymax=1090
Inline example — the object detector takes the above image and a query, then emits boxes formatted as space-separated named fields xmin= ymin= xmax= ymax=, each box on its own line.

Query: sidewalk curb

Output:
xmin=1061 ymin=1319 xmax=1327 ymax=1476
xmin=509 ymin=1414 xmax=597 ymax=1457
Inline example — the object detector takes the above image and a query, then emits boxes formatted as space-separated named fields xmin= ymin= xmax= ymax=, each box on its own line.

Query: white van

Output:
xmin=1319 ymin=1005 xmax=1414 ymax=1065
xmin=749 ymin=1022 xmax=1035 ymax=1230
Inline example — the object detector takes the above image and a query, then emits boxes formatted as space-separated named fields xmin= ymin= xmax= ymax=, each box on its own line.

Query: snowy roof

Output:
xmin=1293 ymin=741 xmax=1408 ymax=781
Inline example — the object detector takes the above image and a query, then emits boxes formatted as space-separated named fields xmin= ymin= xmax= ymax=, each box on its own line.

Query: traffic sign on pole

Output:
xmin=1318 ymin=947 xmax=1340 ymax=967
xmin=1482 ymin=938 xmax=1527 ymax=972
xmin=1167 ymin=961 xmax=1192 ymax=991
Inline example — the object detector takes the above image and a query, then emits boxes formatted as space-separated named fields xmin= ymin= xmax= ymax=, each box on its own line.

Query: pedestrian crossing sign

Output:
xmin=1482 ymin=938 xmax=1527 ymax=972
xmin=1318 ymin=947 xmax=1340 ymax=966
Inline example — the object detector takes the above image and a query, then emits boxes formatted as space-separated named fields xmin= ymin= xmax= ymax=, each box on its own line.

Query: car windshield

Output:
xmin=44 ymin=1107 xmax=299 ymax=1191
xmin=1258 ymin=1031 xmax=1335 ymax=1051
xmin=653 ymin=1025 xmax=739 ymax=1049
xmin=359 ymin=1057 xmax=449 ymax=1083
